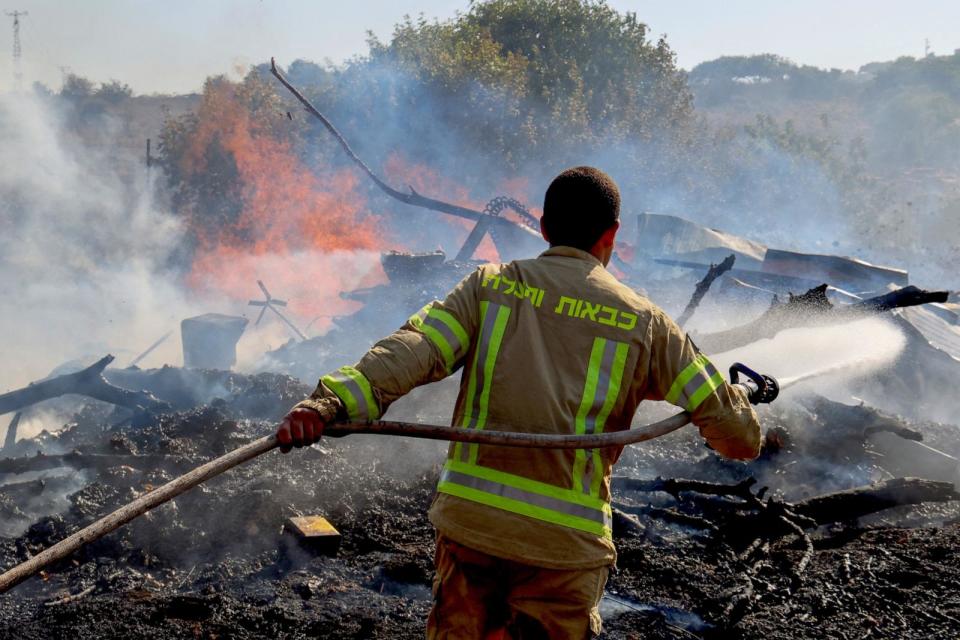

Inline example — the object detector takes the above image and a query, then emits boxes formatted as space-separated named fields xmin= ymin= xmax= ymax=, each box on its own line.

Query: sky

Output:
xmin=0 ymin=0 xmax=958 ymax=95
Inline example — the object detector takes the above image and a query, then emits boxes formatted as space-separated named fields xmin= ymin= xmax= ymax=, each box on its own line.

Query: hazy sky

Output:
xmin=1 ymin=1 xmax=958 ymax=94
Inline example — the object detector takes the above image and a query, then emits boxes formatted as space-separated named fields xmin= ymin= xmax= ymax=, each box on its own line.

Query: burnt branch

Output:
xmin=696 ymin=284 xmax=949 ymax=354
xmin=677 ymin=254 xmax=736 ymax=328
xmin=0 ymin=452 xmax=198 ymax=476
xmin=0 ymin=355 xmax=169 ymax=417
xmin=613 ymin=476 xmax=761 ymax=504
xmin=792 ymin=477 xmax=960 ymax=525
xmin=614 ymin=476 xmax=960 ymax=540
xmin=269 ymin=58 xmax=540 ymax=248
xmin=852 ymin=285 xmax=949 ymax=312
xmin=614 ymin=502 xmax=719 ymax=532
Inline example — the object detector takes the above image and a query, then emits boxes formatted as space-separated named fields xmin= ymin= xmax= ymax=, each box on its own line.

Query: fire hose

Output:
xmin=0 ymin=364 xmax=778 ymax=594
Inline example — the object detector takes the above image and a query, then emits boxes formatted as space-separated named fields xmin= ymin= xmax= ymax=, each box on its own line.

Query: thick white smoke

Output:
xmin=0 ymin=91 xmax=198 ymax=392
xmin=0 ymin=90 xmax=390 ymax=444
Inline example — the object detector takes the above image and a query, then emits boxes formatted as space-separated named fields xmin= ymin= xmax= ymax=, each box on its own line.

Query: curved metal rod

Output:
xmin=269 ymin=57 xmax=539 ymax=238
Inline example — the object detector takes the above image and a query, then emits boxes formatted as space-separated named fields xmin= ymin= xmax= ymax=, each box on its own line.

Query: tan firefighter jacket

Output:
xmin=297 ymin=246 xmax=761 ymax=570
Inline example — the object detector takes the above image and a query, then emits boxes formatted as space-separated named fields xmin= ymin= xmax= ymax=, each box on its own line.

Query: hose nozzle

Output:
xmin=729 ymin=362 xmax=780 ymax=405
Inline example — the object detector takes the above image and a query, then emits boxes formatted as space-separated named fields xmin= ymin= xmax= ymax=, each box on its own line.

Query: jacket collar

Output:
xmin=539 ymin=245 xmax=603 ymax=267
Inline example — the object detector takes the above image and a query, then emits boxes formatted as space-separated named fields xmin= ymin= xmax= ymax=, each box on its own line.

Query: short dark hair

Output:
xmin=541 ymin=166 xmax=620 ymax=251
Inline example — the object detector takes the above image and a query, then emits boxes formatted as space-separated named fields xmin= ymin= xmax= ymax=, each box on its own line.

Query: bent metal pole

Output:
xmin=0 ymin=412 xmax=692 ymax=594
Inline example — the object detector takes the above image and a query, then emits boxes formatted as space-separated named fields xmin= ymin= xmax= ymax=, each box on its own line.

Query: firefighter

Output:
xmin=278 ymin=166 xmax=761 ymax=639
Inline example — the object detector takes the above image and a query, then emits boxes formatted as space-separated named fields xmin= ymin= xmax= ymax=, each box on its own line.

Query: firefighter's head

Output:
xmin=541 ymin=166 xmax=620 ymax=266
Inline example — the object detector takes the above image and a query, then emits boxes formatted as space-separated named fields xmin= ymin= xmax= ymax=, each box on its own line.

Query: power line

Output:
xmin=5 ymin=9 xmax=28 ymax=91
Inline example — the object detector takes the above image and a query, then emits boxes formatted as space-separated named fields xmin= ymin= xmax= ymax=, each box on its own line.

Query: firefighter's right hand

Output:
xmin=277 ymin=407 xmax=325 ymax=453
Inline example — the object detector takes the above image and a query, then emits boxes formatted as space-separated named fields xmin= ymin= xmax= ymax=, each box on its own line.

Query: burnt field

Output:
xmin=1 ymin=369 xmax=959 ymax=639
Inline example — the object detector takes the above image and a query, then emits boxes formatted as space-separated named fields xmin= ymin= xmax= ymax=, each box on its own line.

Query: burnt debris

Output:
xmin=1 ymin=360 xmax=959 ymax=638
xmin=2 ymin=208 xmax=959 ymax=638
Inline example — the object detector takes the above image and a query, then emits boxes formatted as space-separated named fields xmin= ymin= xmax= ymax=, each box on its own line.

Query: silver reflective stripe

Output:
xmin=423 ymin=314 xmax=466 ymax=359
xmin=675 ymin=360 xmax=721 ymax=409
xmin=459 ymin=304 xmax=502 ymax=461
xmin=580 ymin=339 xmax=621 ymax=493
xmin=440 ymin=468 xmax=612 ymax=528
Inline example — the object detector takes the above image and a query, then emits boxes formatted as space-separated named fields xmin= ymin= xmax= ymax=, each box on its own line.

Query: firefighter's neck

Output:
xmin=590 ymin=222 xmax=620 ymax=267
xmin=540 ymin=221 xmax=620 ymax=266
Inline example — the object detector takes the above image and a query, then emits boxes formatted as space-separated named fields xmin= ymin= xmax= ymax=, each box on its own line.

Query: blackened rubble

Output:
xmin=1 ymin=365 xmax=959 ymax=638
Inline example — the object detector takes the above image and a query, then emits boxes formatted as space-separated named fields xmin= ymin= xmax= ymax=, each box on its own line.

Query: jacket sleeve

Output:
xmin=295 ymin=269 xmax=481 ymax=421
xmin=643 ymin=309 xmax=761 ymax=460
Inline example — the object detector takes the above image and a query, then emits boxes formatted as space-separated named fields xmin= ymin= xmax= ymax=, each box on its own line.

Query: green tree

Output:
xmin=95 ymin=80 xmax=134 ymax=104
xmin=364 ymin=0 xmax=694 ymax=171
xmin=59 ymin=73 xmax=95 ymax=100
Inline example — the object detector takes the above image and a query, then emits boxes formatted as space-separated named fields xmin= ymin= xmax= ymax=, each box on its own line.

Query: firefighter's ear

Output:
xmin=539 ymin=216 xmax=551 ymax=244
xmin=596 ymin=221 xmax=619 ymax=249
xmin=592 ymin=221 xmax=620 ymax=266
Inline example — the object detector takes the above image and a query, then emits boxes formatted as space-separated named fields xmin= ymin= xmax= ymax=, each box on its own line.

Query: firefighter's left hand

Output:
xmin=277 ymin=407 xmax=325 ymax=453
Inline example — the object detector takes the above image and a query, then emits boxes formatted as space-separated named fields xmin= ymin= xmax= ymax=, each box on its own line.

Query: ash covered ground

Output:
xmin=1 ymin=367 xmax=959 ymax=639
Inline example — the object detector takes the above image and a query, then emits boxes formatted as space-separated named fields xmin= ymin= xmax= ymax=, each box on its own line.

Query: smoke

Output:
xmin=2 ymin=37 xmax=952 ymax=442
xmin=0 ymin=81 xmax=399 ymax=391
xmin=0 ymin=91 xmax=200 ymax=392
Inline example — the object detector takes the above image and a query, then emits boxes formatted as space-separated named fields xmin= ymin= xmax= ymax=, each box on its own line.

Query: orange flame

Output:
xmin=177 ymin=78 xmax=539 ymax=336
xmin=181 ymin=80 xmax=391 ymax=326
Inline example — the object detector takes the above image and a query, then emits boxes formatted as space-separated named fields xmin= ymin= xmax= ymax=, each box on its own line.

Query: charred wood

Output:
xmin=852 ymin=285 xmax=949 ymax=312
xmin=0 ymin=451 xmax=197 ymax=475
xmin=3 ymin=412 xmax=22 ymax=450
xmin=677 ymin=254 xmax=736 ymax=328
xmin=778 ymin=514 xmax=815 ymax=584
xmin=43 ymin=584 xmax=95 ymax=607
xmin=613 ymin=476 xmax=761 ymax=504
xmin=613 ymin=501 xmax=719 ymax=532
xmin=797 ymin=396 xmax=958 ymax=480
xmin=792 ymin=477 xmax=960 ymax=525
xmin=611 ymin=506 xmax=645 ymax=537
xmin=695 ymin=284 xmax=949 ymax=354
xmin=615 ymin=476 xmax=959 ymax=540
xmin=0 ymin=356 xmax=169 ymax=417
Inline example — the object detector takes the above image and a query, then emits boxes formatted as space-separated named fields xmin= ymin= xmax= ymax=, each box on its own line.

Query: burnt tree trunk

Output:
xmin=793 ymin=477 xmax=960 ymax=524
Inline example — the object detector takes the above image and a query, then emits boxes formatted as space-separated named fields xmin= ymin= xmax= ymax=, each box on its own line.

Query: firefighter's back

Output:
xmin=430 ymin=245 xmax=664 ymax=570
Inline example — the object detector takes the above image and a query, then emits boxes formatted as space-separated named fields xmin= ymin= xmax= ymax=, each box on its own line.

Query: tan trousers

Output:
xmin=426 ymin=535 xmax=608 ymax=640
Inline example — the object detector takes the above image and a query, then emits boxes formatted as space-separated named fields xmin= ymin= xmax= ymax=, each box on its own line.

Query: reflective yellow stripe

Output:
xmin=421 ymin=323 xmax=456 ymax=371
xmin=446 ymin=460 xmax=608 ymax=509
xmin=438 ymin=460 xmax=612 ymax=538
xmin=320 ymin=366 xmax=380 ymax=421
xmin=685 ymin=369 xmax=724 ymax=411
xmin=591 ymin=341 xmax=629 ymax=496
xmin=468 ymin=303 xmax=511 ymax=464
xmin=409 ymin=303 xmax=470 ymax=373
xmin=438 ymin=482 xmax=611 ymax=538
xmin=573 ymin=338 xmax=630 ymax=496
xmin=665 ymin=354 xmax=723 ymax=412
xmin=454 ymin=301 xmax=510 ymax=462
xmin=572 ymin=339 xmax=606 ymax=488
xmin=428 ymin=308 xmax=469 ymax=351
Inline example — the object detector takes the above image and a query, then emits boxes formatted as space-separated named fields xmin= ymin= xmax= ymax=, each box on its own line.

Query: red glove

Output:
xmin=276 ymin=407 xmax=325 ymax=453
